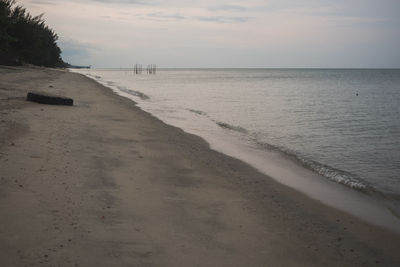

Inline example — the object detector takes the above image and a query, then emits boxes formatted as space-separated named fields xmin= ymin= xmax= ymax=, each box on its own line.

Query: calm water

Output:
xmin=75 ymin=68 xmax=400 ymax=210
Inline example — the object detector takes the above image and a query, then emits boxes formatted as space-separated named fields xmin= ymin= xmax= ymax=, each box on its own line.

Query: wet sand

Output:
xmin=1 ymin=66 xmax=400 ymax=266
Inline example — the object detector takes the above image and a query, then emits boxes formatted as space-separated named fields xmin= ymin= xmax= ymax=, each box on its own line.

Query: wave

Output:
xmin=213 ymin=119 xmax=372 ymax=193
xmin=116 ymin=86 xmax=150 ymax=100
xmin=187 ymin=109 xmax=208 ymax=116
xmin=300 ymin=158 xmax=369 ymax=190
xmin=252 ymin=139 xmax=375 ymax=192
xmin=216 ymin=121 xmax=248 ymax=134
xmin=106 ymin=81 xmax=115 ymax=87
xmin=86 ymin=73 xmax=102 ymax=80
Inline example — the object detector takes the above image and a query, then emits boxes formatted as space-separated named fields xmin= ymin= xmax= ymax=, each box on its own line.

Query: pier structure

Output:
xmin=147 ymin=64 xmax=156 ymax=75
xmin=133 ymin=64 xmax=156 ymax=75
xmin=133 ymin=64 xmax=143 ymax=74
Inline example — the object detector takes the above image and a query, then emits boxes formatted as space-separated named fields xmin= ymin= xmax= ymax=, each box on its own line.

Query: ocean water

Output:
xmin=74 ymin=68 xmax=400 ymax=215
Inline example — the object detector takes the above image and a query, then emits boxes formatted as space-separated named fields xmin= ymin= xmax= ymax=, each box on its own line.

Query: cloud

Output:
xmin=90 ymin=0 xmax=156 ymax=5
xmin=27 ymin=0 xmax=58 ymax=6
xmin=26 ymin=0 xmax=157 ymax=7
xmin=208 ymin=4 xmax=248 ymax=12
xmin=144 ymin=11 xmax=252 ymax=24
xmin=147 ymin=12 xmax=186 ymax=21
xmin=194 ymin=16 xmax=252 ymax=23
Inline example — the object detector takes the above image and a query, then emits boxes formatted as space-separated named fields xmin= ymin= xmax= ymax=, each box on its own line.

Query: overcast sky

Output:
xmin=20 ymin=0 xmax=400 ymax=68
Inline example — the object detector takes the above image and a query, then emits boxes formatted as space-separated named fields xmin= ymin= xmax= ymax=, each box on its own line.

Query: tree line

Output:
xmin=0 ymin=0 xmax=67 ymax=67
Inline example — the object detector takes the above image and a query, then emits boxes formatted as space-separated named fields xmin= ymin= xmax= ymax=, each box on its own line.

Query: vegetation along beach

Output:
xmin=1 ymin=0 xmax=400 ymax=266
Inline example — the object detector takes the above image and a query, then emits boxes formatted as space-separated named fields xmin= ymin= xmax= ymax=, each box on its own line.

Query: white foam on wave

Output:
xmin=305 ymin=160 xmax=367 ymax=189
xmin=217 ymin=123 xmax=370 ymax=192
xmin=216 ymin=121 xmax=248 ymax=134
xmin=116 ymin=86 xmax=150 ymax=100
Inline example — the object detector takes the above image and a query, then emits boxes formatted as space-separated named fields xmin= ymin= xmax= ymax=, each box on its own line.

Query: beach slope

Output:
xmin=1 ymin=66 xmax=399 ymax=266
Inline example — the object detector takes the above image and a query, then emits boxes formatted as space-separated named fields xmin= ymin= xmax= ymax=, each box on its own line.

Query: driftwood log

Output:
xmin=27 ymin=92 xmax=73 ymax=106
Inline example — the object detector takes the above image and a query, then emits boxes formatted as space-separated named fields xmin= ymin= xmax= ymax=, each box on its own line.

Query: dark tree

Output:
xmin=0 ymin=0 xmax=67 ymax=67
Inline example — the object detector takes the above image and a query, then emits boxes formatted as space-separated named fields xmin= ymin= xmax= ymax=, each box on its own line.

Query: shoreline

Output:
xmin=1 ymin=66 xmax=400 ymax=266
xmin=78 ymin=69 xmax=400 ymax=233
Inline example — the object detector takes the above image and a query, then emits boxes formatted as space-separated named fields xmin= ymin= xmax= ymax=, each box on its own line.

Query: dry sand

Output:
xmin=1 ymin=66 xmax=400 ymax=266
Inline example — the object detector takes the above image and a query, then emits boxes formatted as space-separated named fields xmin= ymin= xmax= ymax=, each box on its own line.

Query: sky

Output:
xmin=19 ymin=0 xmax=400 ymax=68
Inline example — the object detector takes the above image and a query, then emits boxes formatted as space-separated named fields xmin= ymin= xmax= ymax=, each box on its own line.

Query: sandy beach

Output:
xmin=1 ymin=66 xmax=400 ymax=266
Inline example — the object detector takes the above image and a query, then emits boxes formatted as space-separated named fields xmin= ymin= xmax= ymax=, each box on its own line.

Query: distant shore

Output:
xmin=1 ymin=66 xmax=400 ymax=266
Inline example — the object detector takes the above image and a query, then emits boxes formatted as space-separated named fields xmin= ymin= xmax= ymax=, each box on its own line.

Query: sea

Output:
xmin=73 ymin=68 xmax=400 ymax=225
